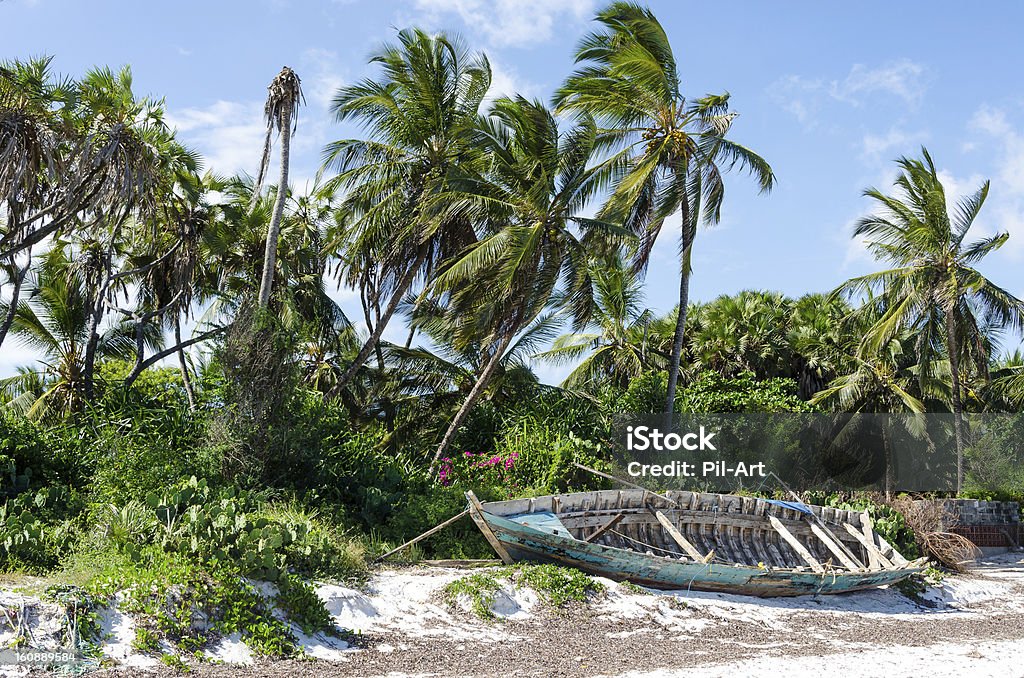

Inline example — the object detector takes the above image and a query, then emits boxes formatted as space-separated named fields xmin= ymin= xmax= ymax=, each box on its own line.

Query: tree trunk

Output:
xmin=82 ymin=301 xmax=103 ymax=400
xmin=337 ymin=250 xmax=426 ymax=390
xmin=882 ymin=422 xmax=893 ymax=501
xmin=83 ymin=247 xmax=114 ymax=401
xmin=663 ymin=197 xmax=693 ymax=423
xmin=431 ymin=333 xmax=514 ymax=470
xmin=257 ymin=105 xmax=292 ymax=309
xmin=0 ymin=256 xmax=29 ymax=350
xmin=125 ymin=324 xmax=228 ymax=389
xmin=175 ymin=315 xmax=198 ymax=411
xmin=945 ymin=309 xmax=966 ymax=494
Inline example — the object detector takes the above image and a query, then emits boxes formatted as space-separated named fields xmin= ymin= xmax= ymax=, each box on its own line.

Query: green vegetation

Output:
xmin=442 ymin=563 xmax=604 ymax=620
xmin=1 ymin=2 xmax=1022 ymax=659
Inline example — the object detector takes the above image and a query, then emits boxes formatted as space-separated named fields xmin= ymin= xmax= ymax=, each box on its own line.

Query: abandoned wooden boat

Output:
xmin=465 ymin=489 xmax=926 ymax=597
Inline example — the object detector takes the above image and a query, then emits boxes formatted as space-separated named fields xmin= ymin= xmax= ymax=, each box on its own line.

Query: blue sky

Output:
xmin=3 ymin=0 xmax=1023 ymax=382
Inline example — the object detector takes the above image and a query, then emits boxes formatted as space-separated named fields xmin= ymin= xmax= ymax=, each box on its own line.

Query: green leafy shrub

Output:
xmin=442 ymin=564 xmax=604 ymax=620
xmin=0 ymin=501 xmax=44 ymax=566
xmin=0 ymin=411 xmax=87 ymax=497
xmin=379 ymin=483 xmax=493 ymax=560
xmin=89 ymin=553 xmax=300 ymax=659
xmin=441 ymin=571 xmax=503 ymax=620
xmin=274 ymin=573 xmax=333 ymax=635
xmin=91 ymin=477 xmax=364 ymax=581
xmin=1 ymin=486 xmax=83 ymax=570
xmin=85 ymin=366 xmax=218 ymax=506
xmin=677 ymin=372 xmax=815 ymax=413
xmin=820 ymin=494 xmax=920 ymax=559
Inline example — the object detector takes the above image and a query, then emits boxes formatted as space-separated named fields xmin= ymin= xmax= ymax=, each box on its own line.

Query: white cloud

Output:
xmin=967 ymin=106 xmax=1024 ymax=257
xmin=767 ymin=74 xmax=824 ymax=125
xmin=860 ymin=127 xmax=928 ymax=163
xmin=300 ymin=48 xmax=347 ymax=112
xmin=771 ymin=60 xmax=929 ymax=124
xmin=829 ymin=60 xmax=928 ymax=107
xmin=484 ymin=59 xmax=537 ymax=106
xmin=412 ymin=0 xmax=594 ymax=48
xmin=167 ymin=100 xmax=266 ymax=177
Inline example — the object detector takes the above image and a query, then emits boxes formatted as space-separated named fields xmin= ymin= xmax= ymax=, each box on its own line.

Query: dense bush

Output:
xmin=677 ymin=372 xmax=816 ymax=413
xmin=90 ymin=476 xmax=364 ymax=581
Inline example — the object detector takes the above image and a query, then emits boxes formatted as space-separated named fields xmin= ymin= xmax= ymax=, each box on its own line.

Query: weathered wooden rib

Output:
xmin=651 ymin=509 xmax=705 ymax=561
xmin=584 ymin=512 xmax=625 ymax=543
xmin=844 ymin=522 xmax=895 ymax=569
xmin=466 ymin=489 xmax=923 ymax=597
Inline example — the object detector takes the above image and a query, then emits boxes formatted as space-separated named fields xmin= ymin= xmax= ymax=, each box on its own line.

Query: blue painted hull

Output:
xmin=480 ymin=511 xmax=921 ymax=597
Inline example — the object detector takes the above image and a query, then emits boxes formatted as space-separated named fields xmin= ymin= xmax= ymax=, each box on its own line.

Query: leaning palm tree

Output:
xmin=554 ymin=2 xmax=775 ymax=418
xmin=427 ymin=97 xmax=617 ymax=462
xmin=322 ymin=29 xmax=491 ymax=390
xmin=835 ymin=148 xmax=1024 ymax=491
xmin=253 ymin=66 xmax=303 ymax=308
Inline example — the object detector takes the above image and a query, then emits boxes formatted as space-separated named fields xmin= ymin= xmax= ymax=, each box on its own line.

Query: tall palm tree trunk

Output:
xmin=337 ymin=250 xmax=426 ymax=390
xmin=431 ymin=332 xmax=514 ymax=469
xmin=0 ymin=258 xmax=29 ymax=350
xmin=174 ymin=315 xmax=197 ymax=410
xmin=257 ymin=103 xmax=292 ymax=309
xmin=882 ymin=422 xmax=893 ymax=501
xmin=83 ymin=247 xmax=114 ymax=400
xmin=945 ymin=308 xmax=967 ymax=494
xmin=663 ymin=198 xmax=693 ymax=423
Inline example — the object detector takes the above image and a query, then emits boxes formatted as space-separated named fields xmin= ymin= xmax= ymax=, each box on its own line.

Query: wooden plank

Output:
xmin=585 ymin=513 xmax=626 ymax=543
xmin=768 ymin=515 xmax=824 ymax=573
xmin=858 ymin=512 xmax=882 ymax=570
xmin=421 ymin=559 xmax=502 ymax=568
xmin=843 ymin=523 xmax=895 ymax=569
xmin=374 ymin=509 xmax=470 ymax=563
xmin=808 ymin=521 xmax=862 ymax=571
xmin=652 ymin=510 xmax=705 ymax=562
xmin=465 ymin=491 xmax=514 ymax=565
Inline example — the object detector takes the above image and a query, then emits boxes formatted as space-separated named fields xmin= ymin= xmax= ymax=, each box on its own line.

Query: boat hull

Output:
xmin=480 ymin=511 xmax=921 ymax=597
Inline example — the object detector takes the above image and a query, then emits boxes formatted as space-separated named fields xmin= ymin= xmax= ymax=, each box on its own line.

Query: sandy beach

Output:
xmin=5 ymin=552 xmax=1021 ymax=678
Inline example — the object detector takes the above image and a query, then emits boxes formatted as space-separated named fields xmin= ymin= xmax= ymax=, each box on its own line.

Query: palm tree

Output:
xmin=0 ymin=57 xmax=75 ymax=263
xmin=788 ymin=293 xmax=852 ymax=399
xmin=989 ymin=350 xmax=1024 ymax=410
xmin=554 ymin=2 xmax=775 ymax=418
xmin=688 ymin=290 xmax=793 ymax=380
xmin=0 ymin=249 xmax=141 ymax=418
xmin=427 ymin=97 xmax=615 ymax=462
xmin=534 ymin=256 xmax=658 ymax=391
xmin=322 ymin=29 xmax=490 ymax=390
xmin=836 ymin=148 xmax=1024 ymax=491
xmin=383 ymin=311 xmax=560 ymax=440
xmin=253 ymin=66 xmax=304 ymax=309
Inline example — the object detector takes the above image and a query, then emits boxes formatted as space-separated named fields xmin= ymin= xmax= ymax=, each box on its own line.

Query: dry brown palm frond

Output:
xmin=921 ymin=531 xmax=981 ymax=572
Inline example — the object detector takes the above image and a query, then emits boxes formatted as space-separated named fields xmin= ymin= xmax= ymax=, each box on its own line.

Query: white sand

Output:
xmin=609 ymin=640 xmax=1024 ymax=678
xmin=0 ymin=552 xmax=1020 ymax=674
